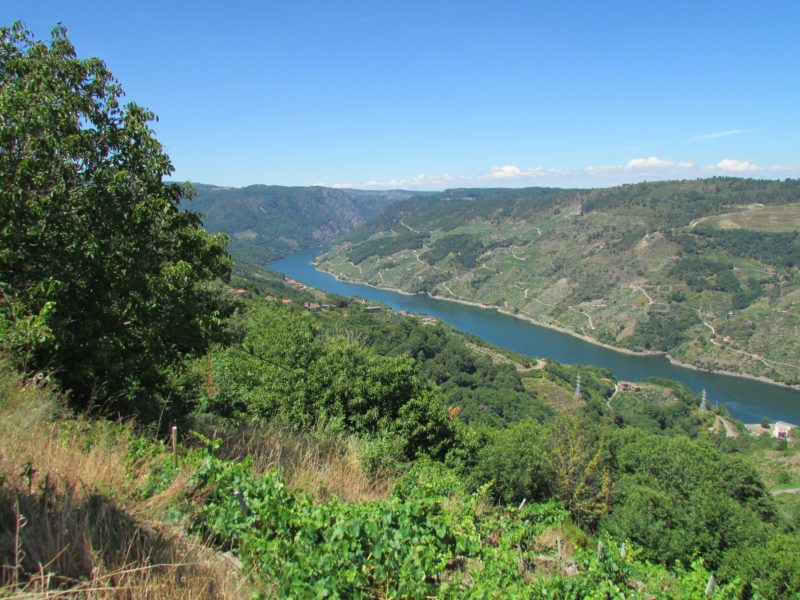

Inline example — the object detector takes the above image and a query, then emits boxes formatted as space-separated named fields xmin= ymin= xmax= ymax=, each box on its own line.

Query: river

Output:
xmin=268 ymin=249 xmax=800 ymax=424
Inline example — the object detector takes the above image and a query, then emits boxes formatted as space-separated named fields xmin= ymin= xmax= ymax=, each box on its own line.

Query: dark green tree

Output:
xmin=0 ymin=23 xmax=232 ymax=416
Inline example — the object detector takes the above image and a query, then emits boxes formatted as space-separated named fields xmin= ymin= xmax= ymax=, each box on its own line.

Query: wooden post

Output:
xmin=277 ymin=445 xmax=283 ymax=481
xmin=596 ymin=541 xmax=604 ymax=561
xmin=620 ymin=542 xmax=626 ymax=559
xmin=556 ymin=536 xmax=562 ymax=559
xmin=705 ymin=574 xmax=715 ymax=595
xmin=171 ymin=426 xmax=178 ymax=468
xmin=233 ymin=491 xmax=251 ymax=516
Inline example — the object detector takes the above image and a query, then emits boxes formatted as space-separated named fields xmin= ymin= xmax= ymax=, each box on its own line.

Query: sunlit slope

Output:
xmin=319 ymin=178 xmax=800 ymax=385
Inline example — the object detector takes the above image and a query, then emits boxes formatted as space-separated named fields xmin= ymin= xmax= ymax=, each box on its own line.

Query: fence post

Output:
xmin=596 ymin=541 xmax=604 ymax=561
xmin=171 ymin=426 xmax=178 ymax=468
xmin=233 ymin=491 xmax=251 ymax=516
xmin=277 ymin=445 xmax=283 ymax=481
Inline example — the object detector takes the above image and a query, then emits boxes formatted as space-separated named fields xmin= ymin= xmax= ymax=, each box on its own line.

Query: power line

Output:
xmin=234 ymin=344 xmax=294 ymax=373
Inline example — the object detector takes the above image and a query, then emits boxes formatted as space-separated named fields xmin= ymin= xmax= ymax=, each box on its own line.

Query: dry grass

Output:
xmin=523 ymin=376 xmax=584 ymax=413
xmin=0 ymin=363 xmax=394 ymax=598
xmin=701 ymin=204 xmax=800 ymax=232
xmin=0 ymin=366 xmax=247 ymax=599
xmin=210 ymin=423 xmax=393 ymax=504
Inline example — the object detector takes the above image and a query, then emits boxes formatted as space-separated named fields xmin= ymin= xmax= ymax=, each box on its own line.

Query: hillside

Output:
xmin=318 ymin=178 xmax=800 ymax=385
xmin=4 ymin=27 xmax=799 ymax=599
xmin=185 ymin=184 xmax=424 ymax=264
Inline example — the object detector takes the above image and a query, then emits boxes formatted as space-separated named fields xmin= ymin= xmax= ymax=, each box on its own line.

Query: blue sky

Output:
xmin=5 ymin=1 xmax=800 ymax=189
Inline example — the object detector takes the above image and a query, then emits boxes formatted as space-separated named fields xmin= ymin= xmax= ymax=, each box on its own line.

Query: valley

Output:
xmin=318 ymin=179 xmax=800 ymax=387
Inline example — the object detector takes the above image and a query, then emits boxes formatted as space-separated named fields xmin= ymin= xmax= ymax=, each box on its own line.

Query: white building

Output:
xmin=773 ymin=421 xmax=796 ymax=439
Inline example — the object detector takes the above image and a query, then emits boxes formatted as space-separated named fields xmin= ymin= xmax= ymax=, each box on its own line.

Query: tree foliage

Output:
xmin=209 ymin=304 xmax=456 ymax=458
xmin=549 ymin=414 xmax=612 ymax=528
xmin=0 ymin=23 xmax=232 ymax=416
xmin=601 ymin=430 xmax=778 ymax=568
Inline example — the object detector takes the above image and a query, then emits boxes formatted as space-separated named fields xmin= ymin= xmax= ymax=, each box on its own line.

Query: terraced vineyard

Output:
xmin=319 ymin=178 xmax=800 ymax=386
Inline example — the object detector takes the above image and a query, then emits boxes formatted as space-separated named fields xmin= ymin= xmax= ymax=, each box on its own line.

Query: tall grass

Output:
xmin=196 ymin=419 xmax=394 ymax=504
xmin=0 ymin=364 xmax=245 ymax=598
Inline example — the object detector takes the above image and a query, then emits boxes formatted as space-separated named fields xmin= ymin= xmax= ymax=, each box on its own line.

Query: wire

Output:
xmin=233 ymin=344 xmax=294 ymax=373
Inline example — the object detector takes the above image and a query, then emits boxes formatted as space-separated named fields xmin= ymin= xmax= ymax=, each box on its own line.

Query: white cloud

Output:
xmin=325 ymin=158 xmax=796 ymax=191
xmin=329 ymin=173 xmax=467 ymax=190
xmin=588 ymin=157 xmax=691 ymax=175
xmin=487 ymin=165 xmax=562 ymax=180
xmin=326 ymin=165 xmax=564 ymax=190
xmin=626 ymin=156 xmax=674 ymax=168
xmin=715 ymin=159 xmax=761 ymax=172
xmin=489 ymin=165 xmax=523 ymax=179
xmin=690 ymin=129 xmax=752 ymax=142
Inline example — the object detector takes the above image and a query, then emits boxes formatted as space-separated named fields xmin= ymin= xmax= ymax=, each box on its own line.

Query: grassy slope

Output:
xmin=0 ymin=367 xmax=245 ymax=598
xmin=0 ymin=360 xmax=395 ymax=597
xmin=319 ymin=178 xmax=800 ymax=385
xmin=0 ymin=369 xmax=727 ymax=598
xmin=2 ymin=264 xmax=792 ymax=596
xmin=3 ymin=359 xmax=791 ymax=598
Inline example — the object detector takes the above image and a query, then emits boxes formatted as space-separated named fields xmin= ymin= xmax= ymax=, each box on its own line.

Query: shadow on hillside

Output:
xmin=0 ymin=475 xmax=240 ymax=597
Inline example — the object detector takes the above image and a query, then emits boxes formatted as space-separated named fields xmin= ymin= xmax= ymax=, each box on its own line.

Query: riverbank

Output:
xmin=315 ymin=261 xmax=799 ymax=391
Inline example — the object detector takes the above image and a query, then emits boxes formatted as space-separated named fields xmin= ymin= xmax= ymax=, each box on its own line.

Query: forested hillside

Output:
xmin=319 ymin=179 xmax=800 ymax=385
xmin=186 ymin=184 xmax=421 ymax=265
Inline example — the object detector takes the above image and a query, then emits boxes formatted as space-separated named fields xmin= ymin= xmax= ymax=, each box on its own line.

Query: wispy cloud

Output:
xmin=328 ymin=173 xmax=466 ymax=190
xmin=324 ymin=158 xmax=796 ymax=191
xmin=689 ymin=129 xmax=752 ymax=142
xmin=488 ymin=165 xmax=562 ymax=180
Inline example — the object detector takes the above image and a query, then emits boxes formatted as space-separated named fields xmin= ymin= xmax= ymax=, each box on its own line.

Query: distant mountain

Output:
xmin=318 ymin=178 xmax=800 ymax=385
xmin=183 ymin=184 xmax=425 ymax=264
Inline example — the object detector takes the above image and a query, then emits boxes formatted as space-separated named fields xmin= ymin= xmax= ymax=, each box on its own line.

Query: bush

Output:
xmin=471 ymin=419 xmax=552 ymax=505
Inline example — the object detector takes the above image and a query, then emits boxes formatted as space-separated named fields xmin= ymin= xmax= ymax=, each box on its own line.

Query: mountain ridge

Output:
xmin=183 ymin=183 xmax=429 ymax=265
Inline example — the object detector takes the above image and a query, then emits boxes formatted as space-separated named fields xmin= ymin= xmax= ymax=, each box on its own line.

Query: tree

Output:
xmin=0 ymin=23 xmax=232 ymax=417
xmin=548 ymin=414 xmax=612 ymax=528
xmin=472 ymin=419 xmax=552 ymax=504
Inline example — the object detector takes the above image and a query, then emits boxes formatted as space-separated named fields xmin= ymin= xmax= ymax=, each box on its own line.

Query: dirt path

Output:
xmin=607 ymin=382 xmax=620 ymax=410
xmin=441 ymin=282 xmax=458 ymax=298
xmin=689 ymin=215 xmax=711 ymax=228
xmin=708 ymin=334 xmax=800 ymax=371
xmin=770 ymin=487 xmax=800 ymax=496
xmin=464 ymin=341 xmax=545 ymax=371
xmin=568 ymin=306 xmax=596 ymax=330
xmin=532 ymin=297 xmax=557 ymax=309
xmin=630 ymin=284 xmax=654 ymax=305
xmin=413 ymin=250 xmax=442 ymax=271
xmin=400 ymin=220 xmax=419 ymax=233
xmin=714 ymin=415 xmax=739 ymax=438
xmin=702 ymin=320 xmax=717 ymax=336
